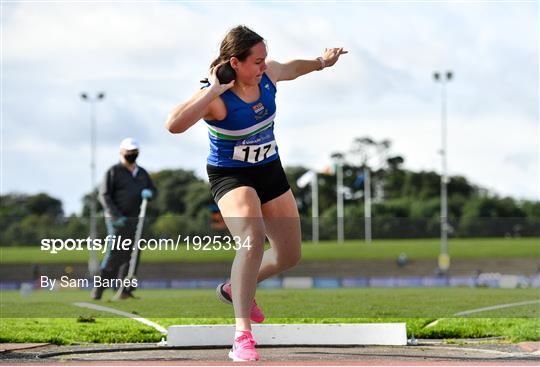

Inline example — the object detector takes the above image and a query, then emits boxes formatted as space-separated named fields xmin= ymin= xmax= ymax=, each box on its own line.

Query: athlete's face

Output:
xmin=232 ymin=42 xmax=267 ymax=85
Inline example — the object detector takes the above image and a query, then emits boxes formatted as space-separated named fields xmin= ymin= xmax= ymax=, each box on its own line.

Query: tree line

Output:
xmin=1 ymin=137 xmax=539 ymax=246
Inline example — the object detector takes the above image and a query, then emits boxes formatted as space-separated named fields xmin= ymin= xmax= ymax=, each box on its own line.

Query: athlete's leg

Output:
xmin=217 ymin=186 xmax=266 ymax=332
xmin=257 ymin=189 xmax=301 ymax=283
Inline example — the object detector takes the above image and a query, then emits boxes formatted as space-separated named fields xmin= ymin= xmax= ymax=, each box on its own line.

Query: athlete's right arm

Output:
xmin=165 ymin=88 xmax=220 ymax=133
xmin=166 ymin=65 xmax=234 ymax=134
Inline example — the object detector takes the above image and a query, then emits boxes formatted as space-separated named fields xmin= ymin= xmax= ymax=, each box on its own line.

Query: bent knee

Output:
xmin=277 ymin=248 xmax=301 ymax=269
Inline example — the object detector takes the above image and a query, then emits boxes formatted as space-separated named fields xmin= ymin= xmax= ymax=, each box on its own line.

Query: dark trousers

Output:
xmin=99 ymin=217 xmax=139 ymax=294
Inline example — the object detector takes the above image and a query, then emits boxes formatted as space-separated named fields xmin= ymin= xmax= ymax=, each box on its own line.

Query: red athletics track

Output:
xmin=5 ymin=361 xmax=540 ymax=366
xmin=1 ymin=343 xmax=538 ymax=366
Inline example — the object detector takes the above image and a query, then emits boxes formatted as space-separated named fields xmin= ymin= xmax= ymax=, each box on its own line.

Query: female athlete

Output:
xmin=166 ymin=25 xmax=346 ymax=361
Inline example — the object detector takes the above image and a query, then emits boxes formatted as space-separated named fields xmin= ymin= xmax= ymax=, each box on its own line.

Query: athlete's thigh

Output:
xmin=217 ymin=186 xmax=265 ymax=239
xmin=261 ymin=189 xmax=301 ymax=252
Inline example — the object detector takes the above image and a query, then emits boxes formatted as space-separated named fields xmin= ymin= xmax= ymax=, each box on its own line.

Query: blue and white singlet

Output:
xmin=204 ymin=73 xmax=279 ymax=167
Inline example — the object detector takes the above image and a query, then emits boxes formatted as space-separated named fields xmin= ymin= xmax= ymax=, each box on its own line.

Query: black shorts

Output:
xmin=207 ymin=157 xmax=290 ymax=204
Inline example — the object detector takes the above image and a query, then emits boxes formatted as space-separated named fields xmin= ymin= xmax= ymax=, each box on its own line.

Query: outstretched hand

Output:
xmin=323 ymin=47 xmax=348 ymax=68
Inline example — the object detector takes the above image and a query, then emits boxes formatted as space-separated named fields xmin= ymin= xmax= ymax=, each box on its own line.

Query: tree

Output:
xmin=459 ymin=195 xmax=527 ymax=236
xmin=1 ymin=193 xmax=63 ymax=218
xmin=386 ymin=155 xmax=405 ymax=171
xmin=284 ymin=166 xmax=312 ymax=216
xmin=150 ymin=169 xmax=201 ymax=215
xmin=81 ymin=189 xmax=103 ymax=217
xmin=184 ymin=181 xmax=213 ymax=218
xmin=26 ymin=193 xmax=63 ymax=217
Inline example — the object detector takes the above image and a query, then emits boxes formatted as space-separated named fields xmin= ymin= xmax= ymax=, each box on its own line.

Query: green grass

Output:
xmin=1 ymin=317 xmax=538 ymax=345
xmin=3 ymin=288 xmax=538 ymax=318
xmin=1 ymin=288 xmax=538 ymax=344
xmin=1 ymin=237 xmax=539 ymax=264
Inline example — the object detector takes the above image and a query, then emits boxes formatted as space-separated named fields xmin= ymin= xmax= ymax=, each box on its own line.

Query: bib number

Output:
xmin=233 ymin=141 xmax=276 ymax=163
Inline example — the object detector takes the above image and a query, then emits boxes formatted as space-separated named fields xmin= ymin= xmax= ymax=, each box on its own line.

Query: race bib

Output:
xmin=233 ymin=141 xmax=277 ymax=163
xmin=231 ymin=127 xmax=277 ymax=164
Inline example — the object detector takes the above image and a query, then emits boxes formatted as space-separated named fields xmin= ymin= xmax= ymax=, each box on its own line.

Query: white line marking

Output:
xmin=424 ymin=300 xmax=540 ymax=328
xmin=454 ymin=300 xmax=540 ymax=316
xmin=424 ymin=319 xmax=442 ymax=328
xmin=73 ymin=302 xmax=167 ymax=335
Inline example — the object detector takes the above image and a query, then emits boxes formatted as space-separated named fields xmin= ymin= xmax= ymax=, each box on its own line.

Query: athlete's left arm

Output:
xmin=266 ymin=47 xmax=348 ymax=83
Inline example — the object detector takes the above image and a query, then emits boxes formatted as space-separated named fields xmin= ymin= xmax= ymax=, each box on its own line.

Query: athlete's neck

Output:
xmin=231 ymin=80 xmax=258 ymax=95
xmin=231 ymin=81 xmax=260 ymax=104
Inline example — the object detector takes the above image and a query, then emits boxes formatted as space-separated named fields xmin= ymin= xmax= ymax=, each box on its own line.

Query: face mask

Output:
xmin=124 ymin=153 xmax=138 ymax=164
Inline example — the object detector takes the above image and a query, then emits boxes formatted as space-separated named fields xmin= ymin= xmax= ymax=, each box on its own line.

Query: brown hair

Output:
xmin=210 ymin=25 xmax=265 ymax=68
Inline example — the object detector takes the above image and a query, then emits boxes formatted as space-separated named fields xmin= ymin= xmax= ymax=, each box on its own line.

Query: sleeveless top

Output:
xmin=203 ymin=73 xmax=279 ymax=167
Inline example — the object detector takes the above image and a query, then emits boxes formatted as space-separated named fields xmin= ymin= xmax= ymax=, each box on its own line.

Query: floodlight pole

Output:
xmin=364 ymin=165 xmax=372 ymax=243
xmin=312 ymin=172 xmax=319 ymax=243
xmin=433 ymin=71 xmax=452 ymax=273
xmin=80 ymin=92 xmax=105 ymax=275
xmin=335 ymin=161 xmax=344 ymax=244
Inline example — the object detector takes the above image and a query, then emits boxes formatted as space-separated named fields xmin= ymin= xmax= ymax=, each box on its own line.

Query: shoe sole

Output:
xmin=228 ymin=350 xmax=259 ymax=362
xmin=216 ymin=283 xmax=265 ymax=323
xmin=216 ymin=283 xmax=232 ymax=305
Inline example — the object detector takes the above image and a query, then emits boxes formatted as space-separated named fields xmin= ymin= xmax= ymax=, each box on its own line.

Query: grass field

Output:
xmin=1 ymin=237 xmax=539 ymax=263
xmin=1 ymin=238 xmax=539 ymax=345
xmin=1 ymin=288 xmax=539 ymax=344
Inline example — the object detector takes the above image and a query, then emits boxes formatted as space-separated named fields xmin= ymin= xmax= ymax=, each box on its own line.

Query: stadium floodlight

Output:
xmin=331 ymin=153 xmax=345 ymax=243
xmin=433 ymin=71 xmax=453 ymax=274
xmin=363 ymin=165 xmax=371 ymax=243
xmin=80 ymin=91 xmax=106 ymax=276
xmin=296 ymin=170 xmax=319 ymax=243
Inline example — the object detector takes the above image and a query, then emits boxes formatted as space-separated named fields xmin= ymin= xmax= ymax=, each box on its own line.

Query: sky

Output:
xmin=2 ymin=1 xmax=539 ymax=215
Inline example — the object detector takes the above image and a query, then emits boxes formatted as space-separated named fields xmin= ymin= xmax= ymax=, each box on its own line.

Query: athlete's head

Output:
xmin=211 ymin=25 xmax=267 ymax=85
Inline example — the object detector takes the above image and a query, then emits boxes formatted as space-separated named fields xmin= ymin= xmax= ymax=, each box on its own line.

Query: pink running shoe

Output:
xmin=216 ymin=282 xmax=265 ymax=323
xmin=228 ymin=330 xmax=259 ymax=362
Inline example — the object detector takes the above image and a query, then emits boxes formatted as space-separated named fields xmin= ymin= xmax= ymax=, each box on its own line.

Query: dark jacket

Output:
xmin=99 ymin=163 xmax=156 ymax=218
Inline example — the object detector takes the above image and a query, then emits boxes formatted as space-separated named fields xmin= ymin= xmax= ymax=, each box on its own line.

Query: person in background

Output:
xmin=91 ymin=137 xmax=156 ymax=300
